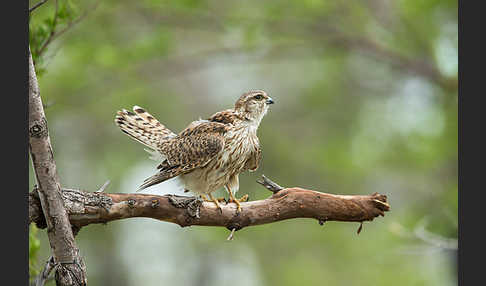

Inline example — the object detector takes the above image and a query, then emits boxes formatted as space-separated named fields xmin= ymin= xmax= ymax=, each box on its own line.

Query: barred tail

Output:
xmin=115 ymin=106 xmax=176 ymax=150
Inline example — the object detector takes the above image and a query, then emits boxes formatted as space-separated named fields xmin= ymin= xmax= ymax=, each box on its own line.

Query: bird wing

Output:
xmin=243 ymin=146 xmax=262 ymax=172
xmin=207 ymin=109 xmax=241 ymax=124
xmin=138 ymin=121 xmax=227 ymax=191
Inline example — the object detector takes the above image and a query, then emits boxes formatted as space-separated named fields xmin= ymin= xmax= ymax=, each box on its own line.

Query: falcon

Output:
xmin=114 ymin=90 xmax=274 ymax=213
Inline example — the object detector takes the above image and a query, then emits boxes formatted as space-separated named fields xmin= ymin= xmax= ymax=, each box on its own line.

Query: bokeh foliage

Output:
xmin=29 ymin=224 xmax=41 ymax=283
xmin=29 ymin=0 xmax=457 ymax=285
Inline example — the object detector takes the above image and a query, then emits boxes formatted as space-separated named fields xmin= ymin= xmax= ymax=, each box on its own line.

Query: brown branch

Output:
xmin=29 ymin=176 xmax=390 ymax=234
xmin=256 ymin=174 xmax=284 ymax=194
xmin=29 ymin=48 xmax=87 ymax=286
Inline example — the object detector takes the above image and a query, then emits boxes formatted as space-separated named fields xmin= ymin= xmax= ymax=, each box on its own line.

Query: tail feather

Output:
xmin=137 ymin=166 xmax=180 ymax=191
xmin=115 ymin=106 xmax=176 ymax=150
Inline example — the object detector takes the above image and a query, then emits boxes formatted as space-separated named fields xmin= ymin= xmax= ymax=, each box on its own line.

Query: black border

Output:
xmin=4 ymin=0 xmax=29 ymax=284
xmin=458 ymin=0 xmax=482 ymax=285
xmin=9 ymin=1 xmax=466 ymax=284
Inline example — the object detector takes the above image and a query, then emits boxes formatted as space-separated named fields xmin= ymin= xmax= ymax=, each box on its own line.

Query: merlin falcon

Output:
xmin=115 ymin=90 xmax=274 ymax=213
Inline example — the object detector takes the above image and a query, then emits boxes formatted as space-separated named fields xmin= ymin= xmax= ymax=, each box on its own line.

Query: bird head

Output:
xmin=234 ymin=90 xmax=274 ymax=123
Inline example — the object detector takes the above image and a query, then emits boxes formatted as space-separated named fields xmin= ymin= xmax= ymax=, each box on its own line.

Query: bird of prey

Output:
xmin=114 ymin=90 xmax=274 ymax=213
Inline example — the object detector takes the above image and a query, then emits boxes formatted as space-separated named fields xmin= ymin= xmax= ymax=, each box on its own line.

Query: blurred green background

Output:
xmin=29 ymin=0 xmax=458 ymax=285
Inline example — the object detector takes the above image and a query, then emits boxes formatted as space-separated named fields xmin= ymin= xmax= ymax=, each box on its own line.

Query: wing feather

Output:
xmin=138 ymin=121 xmax=227 ymax=191
xmin=243 ymin=147 xmax=262 ymax=172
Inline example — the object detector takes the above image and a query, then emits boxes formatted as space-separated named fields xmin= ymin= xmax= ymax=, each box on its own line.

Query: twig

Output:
xmin=256 ymin=174 xmax=284 ymax=194
xmin=96 ymin=180 xmax=111 ymax=193
xmin=227 ymin=228 xmax=236 ymax=241
xmin=36 ymin=0 xmax=101 ymax=58
xmin=29 ymin=0 xmax=49 ymax=13
xmin=42 ymin=100 xmax=55 ymax=109
xmin=35 ymin=256 xmax=55 ymax=286
xmin=357 ymin=222 xmax=363 ymax=235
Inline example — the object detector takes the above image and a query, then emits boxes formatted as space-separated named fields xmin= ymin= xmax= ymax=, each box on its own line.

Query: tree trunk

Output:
xmin=29 ymin=47 xmax=87 ymax=286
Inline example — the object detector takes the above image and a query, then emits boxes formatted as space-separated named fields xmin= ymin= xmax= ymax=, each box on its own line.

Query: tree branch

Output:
xmin=29 ymin=176 xmax=390 ymax=234
xmin=29 ymin=47 xmax=87 ymax=286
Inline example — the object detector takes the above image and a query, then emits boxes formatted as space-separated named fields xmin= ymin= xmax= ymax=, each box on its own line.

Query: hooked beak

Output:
xmin=266 ymin=98 xmax=275 ymax=105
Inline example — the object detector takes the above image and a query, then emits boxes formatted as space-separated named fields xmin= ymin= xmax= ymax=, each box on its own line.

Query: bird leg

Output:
xmin=216 ymin=197 xmax=227 ymax=203
xmin=225 ymin=186 xmax=248 ymax=213
xmin=203 ymin=193 xmax=223 ymax=214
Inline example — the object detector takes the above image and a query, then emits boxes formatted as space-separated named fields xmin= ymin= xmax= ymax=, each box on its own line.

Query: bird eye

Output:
xmin=254 ymin=94 xmax=263 ymax=100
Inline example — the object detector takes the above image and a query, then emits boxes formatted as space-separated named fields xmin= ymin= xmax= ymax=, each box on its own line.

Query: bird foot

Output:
xmin=239 ymin=194 xmax=249 ymax=202
xmin=201 ymin=194 xmax=224 ymax=214
xmin=228 ymin=194 xmax=249 ymax=203
xmin=201 ymin=195 xmax=226 ymax=203
xmin=228 ymin=194 xmax=249 ymax=214
xmin=216 ymin=197 xmax=227 ymax=203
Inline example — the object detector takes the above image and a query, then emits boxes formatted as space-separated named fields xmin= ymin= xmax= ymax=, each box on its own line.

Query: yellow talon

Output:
xmin=201 ymin=195 xmax=226 ymax=203
xmin=227 ymin=190 xmax=248 ymax=213
xmin=233 ymin=199 xmax=242 ymax=213
xmin=208 ymin=193 xmax=223 ymax=214
xmin=238 ymin=194 xmax=249 ymax=202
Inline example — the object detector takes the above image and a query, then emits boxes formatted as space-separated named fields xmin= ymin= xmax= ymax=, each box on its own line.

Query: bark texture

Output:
xmin=29 ymin=48 xmax=87 ymax=286
xmin=29 ymin=177 xmax=390 ymax=232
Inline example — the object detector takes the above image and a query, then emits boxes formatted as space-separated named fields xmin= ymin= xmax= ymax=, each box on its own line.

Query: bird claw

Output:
xmin=207 ymin=194 xmax=224 ymax=214
xmin=216 ymin=197 xmax=227 ymax=203
xmin=238 ymin=194 xmax=249 ymax=202
xmin=228 ymin=194 xmax=249 ymax=203
xmin=228 ymin=194 xmax=248 ymax=214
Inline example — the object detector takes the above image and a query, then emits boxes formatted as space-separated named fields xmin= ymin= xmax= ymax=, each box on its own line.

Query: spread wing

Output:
xmin=138 ymin=121 xmax=227 ymax=190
